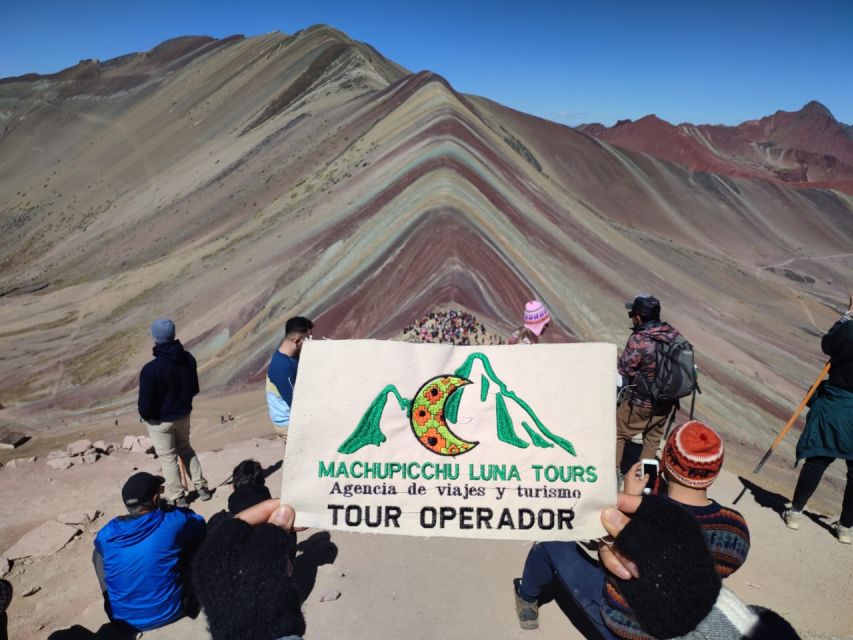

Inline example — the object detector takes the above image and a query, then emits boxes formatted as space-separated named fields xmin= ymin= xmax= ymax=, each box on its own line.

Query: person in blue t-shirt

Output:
xmin=266 ymin=316 xmax=313 ymax=447
xmin=93 ymin=472 xmax=206 ymax=632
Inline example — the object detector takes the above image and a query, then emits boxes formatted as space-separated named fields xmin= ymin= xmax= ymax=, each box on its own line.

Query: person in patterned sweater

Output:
xmin=514 ymin=421 xmax=750 ymax=639
xmin=617 ymin=294 xmax=685 ymax=467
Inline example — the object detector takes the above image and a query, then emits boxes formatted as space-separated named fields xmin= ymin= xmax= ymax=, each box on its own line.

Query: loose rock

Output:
xmin=45 ymin=458 xmax=73 ymax=470
xmin=47 ymin=450 xmax=67 ymax=460
xmin=81 ymin=453 xmax=100 ymax=464
xmin=4 ymin=521 xmax=81 ymax=559
xmin=122 ymin=435 xmax=137 ymax=450
xmin=0 ymin=555 xmax=10 ymax=576
xmin=7 ymin=457 xmax=37 ymax=468
xmin=67 ymin=439 xmax=92 ymax=457
xmin=58 ymin=510 xmax=99 ymax=526
xmin=318 ymin=589 xmax=341 ymax=602
xmin=131 ymin=436 xmax=154 ymax=454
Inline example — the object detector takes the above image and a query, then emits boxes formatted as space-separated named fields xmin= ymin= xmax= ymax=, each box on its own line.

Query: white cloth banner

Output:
xmin=282 ymin=340 xmax=616 ymax=541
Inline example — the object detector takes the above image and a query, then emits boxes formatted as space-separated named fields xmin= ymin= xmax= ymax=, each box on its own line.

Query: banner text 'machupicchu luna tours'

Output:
xmin=281 ymin=340 xmax=616 ymax=541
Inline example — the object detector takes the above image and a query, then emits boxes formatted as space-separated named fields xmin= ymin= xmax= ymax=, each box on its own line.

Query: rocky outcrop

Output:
xmin=3 ymin=521 xmax=80 ymax=560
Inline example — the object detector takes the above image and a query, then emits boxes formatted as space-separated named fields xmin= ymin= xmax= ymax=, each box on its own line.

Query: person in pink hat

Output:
xmin=508 ymin=300 xmax=550 ymax=345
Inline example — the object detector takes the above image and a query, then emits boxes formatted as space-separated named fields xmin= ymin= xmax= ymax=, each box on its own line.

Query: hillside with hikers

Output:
xmin=1 ymin=14 xmax=852 ymax=640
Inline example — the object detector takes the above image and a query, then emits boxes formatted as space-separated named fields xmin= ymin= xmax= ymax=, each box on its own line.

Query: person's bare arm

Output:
xmin=235 ymin=499 xmax=306 ymax=531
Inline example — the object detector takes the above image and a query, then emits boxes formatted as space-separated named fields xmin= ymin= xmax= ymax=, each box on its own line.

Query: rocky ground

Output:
xmin=1 ymin=394 xmax=851 ymax=639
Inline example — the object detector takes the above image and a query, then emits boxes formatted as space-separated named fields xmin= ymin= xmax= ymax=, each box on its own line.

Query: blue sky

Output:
xmin=1 ymin=0 xmax=851 ymax=126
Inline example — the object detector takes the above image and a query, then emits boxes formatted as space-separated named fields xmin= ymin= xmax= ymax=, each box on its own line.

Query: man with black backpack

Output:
xmin=616 ymin=294 xmax=695 ymax=467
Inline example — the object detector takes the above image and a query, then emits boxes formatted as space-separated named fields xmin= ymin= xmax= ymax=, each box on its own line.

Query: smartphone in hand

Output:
xmin=640 ymin=458 xmax=659 ymax=495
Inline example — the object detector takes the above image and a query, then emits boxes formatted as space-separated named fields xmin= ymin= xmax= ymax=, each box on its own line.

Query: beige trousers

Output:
xmin=615 ymin=401 xmax=673 ymax=466
xmin=146 ymin=415 xmax=207 ymax=501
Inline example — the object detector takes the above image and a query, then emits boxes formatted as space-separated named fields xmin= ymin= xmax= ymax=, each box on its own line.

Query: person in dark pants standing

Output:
xmin=139 ymin=318 xmax=211 ymax=508
xmin=785 ymin=295 xmax=853 ymax=544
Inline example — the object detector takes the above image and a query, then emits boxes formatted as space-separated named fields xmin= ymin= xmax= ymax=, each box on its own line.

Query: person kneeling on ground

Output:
xmin=93 ymin=472 xmax=206 ymax=632
xmin=597 ymin=493 xmax=799 ymax=638
xmin=208 ymin=459 xmax=273 ymax=530
xmin=194 ymin=499 xmax=305 ymax=640
xmin=514 ymin=420 xmax=750 ymax=638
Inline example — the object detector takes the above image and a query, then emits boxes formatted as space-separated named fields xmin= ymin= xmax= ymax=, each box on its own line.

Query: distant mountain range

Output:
xmin=578 ymin=101 xmax=853 ymax=193
xmin=1 ymin=27 xmax=851 ymax=480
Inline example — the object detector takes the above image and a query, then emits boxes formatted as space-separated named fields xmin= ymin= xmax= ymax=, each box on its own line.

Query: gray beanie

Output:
xmin=151 ymin=318 xmax=176 ymax=344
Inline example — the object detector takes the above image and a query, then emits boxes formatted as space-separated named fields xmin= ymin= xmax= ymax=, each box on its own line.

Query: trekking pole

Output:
xmin=663 ymin=405 xmax=678 ymax=440
xmin=688 ymin=365 xmax=701 ymax=420
xmin=752 ymin=361 xmax=831 ymax=475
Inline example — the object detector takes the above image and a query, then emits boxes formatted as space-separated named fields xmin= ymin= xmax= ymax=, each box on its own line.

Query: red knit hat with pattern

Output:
xmin=662 ymin=421 xmax=724 ymax=488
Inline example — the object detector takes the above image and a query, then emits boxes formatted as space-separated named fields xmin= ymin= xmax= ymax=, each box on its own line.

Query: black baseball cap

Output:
xmin=122 ymin=471 xmax=165 ymax=507
xmin=625 ymin=294 xmax=661 ymax=319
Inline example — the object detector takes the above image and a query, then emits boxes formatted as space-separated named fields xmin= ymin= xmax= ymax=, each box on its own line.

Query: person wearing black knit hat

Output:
xmin=600 ymin=494 xmax=800 ymax=639
xmin=193 ymin=500 xmax=305 ymax=640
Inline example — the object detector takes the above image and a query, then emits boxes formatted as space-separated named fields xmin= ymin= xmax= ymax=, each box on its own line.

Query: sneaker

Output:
xmin=837 ymin=523 xmax=852 ymax=544
xmin=173 ymin=496 xmax=190 ymax=509
xmin=513 ymin=578 xmax=539 ymax=630
xmin=197 ymin=486 xmax=213 ymax=502
xmin=783 ymin=508 xmax=802 ymax=530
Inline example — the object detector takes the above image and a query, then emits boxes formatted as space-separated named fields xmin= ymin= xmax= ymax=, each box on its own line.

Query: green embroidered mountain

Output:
xmin=337 ymin=352 xmax=576 ymax=456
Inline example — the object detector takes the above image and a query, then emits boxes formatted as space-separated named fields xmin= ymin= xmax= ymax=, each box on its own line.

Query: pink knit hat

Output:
xmin=523 ymin=300 xmax=550 ymax=336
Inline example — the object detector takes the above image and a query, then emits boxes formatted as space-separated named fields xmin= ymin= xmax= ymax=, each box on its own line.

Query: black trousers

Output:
xmin=792 ymin=456 xmax=853 ymax=528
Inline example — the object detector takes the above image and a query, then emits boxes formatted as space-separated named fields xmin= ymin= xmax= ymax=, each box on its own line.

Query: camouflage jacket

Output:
xmin=618 ymin=320 xmax=682 ymax=407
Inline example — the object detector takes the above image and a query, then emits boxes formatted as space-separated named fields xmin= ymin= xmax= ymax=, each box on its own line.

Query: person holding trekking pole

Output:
xmin=616 ymin=295 xmax=694 ymax=468
xmin=784 ymin=294 xmax=853 ymax=544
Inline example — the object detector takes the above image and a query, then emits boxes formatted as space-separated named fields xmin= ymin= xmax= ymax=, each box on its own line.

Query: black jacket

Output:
xmin=822 ymin=317 xmax=853 ymax=392
xmin=138 ymin=340 xmax=199 ymax=421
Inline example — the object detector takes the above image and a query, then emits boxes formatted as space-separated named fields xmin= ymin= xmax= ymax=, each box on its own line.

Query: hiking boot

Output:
xmin=837 ymin=523 xmax=852 ymax=544
xmin=783 ymin=508 xmax=802 ymax=530
xmin=513 ymin=578 xmax=539 ymax=630
xmin=173 ymin=496 xmax=190 ymax=509
xmin=197 ymin=486 xmax=213 ymax=502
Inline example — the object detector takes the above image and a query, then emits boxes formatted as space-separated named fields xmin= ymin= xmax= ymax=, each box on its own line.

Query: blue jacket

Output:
xmin=138 ymin=340 xmax=199 ymax=422
xmin=94 ymin=507 xmax=206 ymax=631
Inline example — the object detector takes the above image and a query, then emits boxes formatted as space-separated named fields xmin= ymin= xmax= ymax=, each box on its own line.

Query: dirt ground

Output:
xmin=1 ymin=391 xmax=852 ymax=639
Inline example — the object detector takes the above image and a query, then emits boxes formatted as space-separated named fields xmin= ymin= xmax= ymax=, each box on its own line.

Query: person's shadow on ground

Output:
xmin=262 ymin=460 xmax=282 ymax=479
xmin=736 ymin=476 xmax=836 ymax=536
xmin=47 ymin=622 xmax=138 ymax=639
xmin=292 ymin=531 xmax=338 ymax=601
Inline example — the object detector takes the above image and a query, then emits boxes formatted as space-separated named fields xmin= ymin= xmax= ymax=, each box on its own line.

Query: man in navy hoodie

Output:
xmin=93 ymin=472 xmax=206 ymax=632
xmin=139 ymin=318 xmax=210 ymax=507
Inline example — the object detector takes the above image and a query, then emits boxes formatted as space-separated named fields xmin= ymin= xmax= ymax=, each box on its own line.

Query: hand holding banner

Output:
xmin=281 ymin=340 xmax=616 ymax=541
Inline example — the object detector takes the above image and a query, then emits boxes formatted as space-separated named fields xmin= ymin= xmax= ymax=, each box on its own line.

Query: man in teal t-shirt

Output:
xmin=266 ymin=316 xmax=313 ymax=446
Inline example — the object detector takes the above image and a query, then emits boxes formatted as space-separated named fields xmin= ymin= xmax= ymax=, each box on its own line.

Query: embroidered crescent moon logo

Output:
xmin=410 ymin=375 xmax=476 ymax=456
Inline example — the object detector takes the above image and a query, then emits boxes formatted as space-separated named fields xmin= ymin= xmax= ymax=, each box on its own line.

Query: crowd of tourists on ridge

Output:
xmin=26 ymin=291 xmax=851 ymax=640
xmin=401 ymin=308 xmax=502 ymax=345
